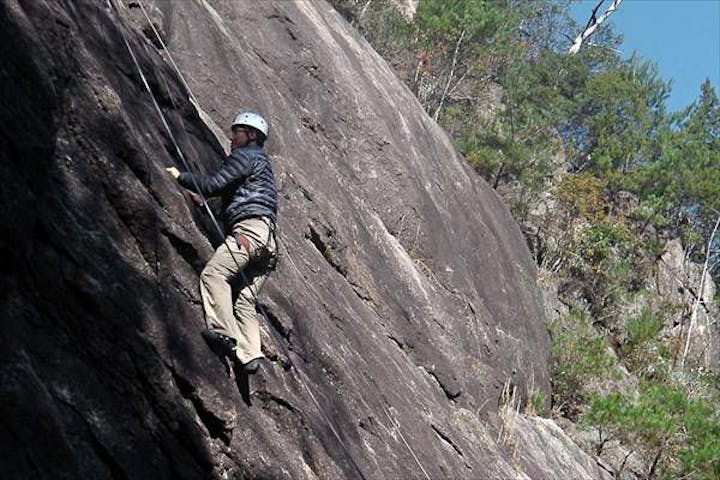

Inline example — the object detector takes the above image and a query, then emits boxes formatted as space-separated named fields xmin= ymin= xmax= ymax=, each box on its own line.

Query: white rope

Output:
xmin=107 ymin=1 xmax=371 ymax=478
xmin=383 ymin=404 xmax=432 ymax=480
xmin=136 ymin=0 xmax=202 ymax=108
xmin=112 ymin=2 xmax=433 ymax=477
xmin=106 ymin=0 xmax=223 ymax=235
xmin=283 ymin=246 xmax=432 ymax=479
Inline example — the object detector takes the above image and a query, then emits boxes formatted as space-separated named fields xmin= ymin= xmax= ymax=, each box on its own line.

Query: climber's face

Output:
xmin=231 ymin=126 xmax=257 ymax=150
xmin=231 ymin=126 xmax=248 ymax=150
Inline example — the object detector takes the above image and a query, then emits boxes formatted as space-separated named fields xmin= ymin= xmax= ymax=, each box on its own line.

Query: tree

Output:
xmin=633 ymin=80 xmax=720 ymax=263
xmin=565 ymin=54 xmax=670 ymax=176
xmin=412 ymin=0 xmax=511 ymax=119
xmin=587 ymin=383 xmax=720 ymax=478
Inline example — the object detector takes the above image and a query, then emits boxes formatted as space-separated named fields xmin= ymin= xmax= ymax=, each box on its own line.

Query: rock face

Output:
xmin=1 ymin=0 xmax=606 ymax=478
xmin=653 ymin=239 xmax=719 ymax=370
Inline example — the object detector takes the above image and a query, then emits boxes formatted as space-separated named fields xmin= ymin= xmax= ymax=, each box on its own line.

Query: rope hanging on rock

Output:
xmin=106 ymin=1 xmax=372 ymax=478
xmin=108 ymin=2 xmax=433 ymax=478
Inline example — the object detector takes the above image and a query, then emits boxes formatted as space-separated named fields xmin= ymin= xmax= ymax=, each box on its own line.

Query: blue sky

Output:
xmin=570 ymin=0 xmax=720 ymax=112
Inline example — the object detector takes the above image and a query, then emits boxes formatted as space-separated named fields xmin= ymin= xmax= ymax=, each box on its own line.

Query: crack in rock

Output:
xmin=424 ymin=367 xmax=461 ymax=401
xmin=170 ymin=369 xmax=231 ymax=445
xmin=306 ymin=222 xmax=347 ymax=277
xmin=161 ymin=228 xmax=201 ymax=271
xmin=431 ymin=424 xmax=471 ymax=470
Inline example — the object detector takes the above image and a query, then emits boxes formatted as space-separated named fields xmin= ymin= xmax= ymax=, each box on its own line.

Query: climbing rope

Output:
xmin=282 ymin=254 xmax=432 ymax=480
xmin=107 ymin=1 xmax=369 ymax=478
xmin=136 ymin=0 xmax=201 ymax=108
xmin=109 ymin=1 xmax=430 ymax=478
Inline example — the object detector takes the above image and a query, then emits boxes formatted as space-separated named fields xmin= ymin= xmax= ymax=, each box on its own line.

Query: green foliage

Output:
xmin=412 ymin=0 xmax=515 ymax=115
xmin=625 ymin=307 xmax=664 ymax=346
xmin=571 ymin=55 xmax=671 ymax=175
xmin=414 ymin=1 xmax=589 ymax=209
xmin=457 ymin=126 xmax=535 ymax=188
xmin=528 ymin=390 xmax=549 ymax=416
xmin=618 ymin=305 xmax=673 ymax=380
xmin=557 ymin=208 xmax=649 ymax=320
xmin=416 ymin=0 xmax=504 ymax=41
xmin=586 ymin=382 xmax=720 ymax=478
xmin=549 ymin=307 xmax=617 ymax=417
xmin=633 ymin=80 xmax=720 ymax=265
xmin=580 ymin=223 xmax=630 ymax=261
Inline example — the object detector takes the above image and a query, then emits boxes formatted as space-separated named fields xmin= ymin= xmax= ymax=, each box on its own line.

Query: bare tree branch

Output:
xmin=434 ymin=29 xmax=465 ymax=122
xmin=681 ymin=213 xmax=720 ymax=370
xmin=448 ymin=64 xmax=475 ymax=97
xmin=568 ymin=0 xmax=623 ymax=55
xmin=355 ymin=0 xmax=373 ymax=26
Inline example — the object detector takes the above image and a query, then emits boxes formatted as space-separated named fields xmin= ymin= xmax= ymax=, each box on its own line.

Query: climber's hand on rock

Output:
xmin=165 ymin=167 xmax=180 ymax=179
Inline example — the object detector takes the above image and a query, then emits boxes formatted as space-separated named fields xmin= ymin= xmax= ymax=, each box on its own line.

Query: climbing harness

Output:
xmin=109 ymin=1 xmax=429 ymax=479
xmin=233 ymin=219 xmax=279 ymax=271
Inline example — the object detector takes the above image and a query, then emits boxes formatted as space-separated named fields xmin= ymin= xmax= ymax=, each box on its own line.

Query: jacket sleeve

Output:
xmin=178 ymin=152 xmax=252 ymax=197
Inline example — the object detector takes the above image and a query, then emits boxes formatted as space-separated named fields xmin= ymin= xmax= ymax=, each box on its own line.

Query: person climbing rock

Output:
xmin=166 ymin=111 xmax=277 ymax=374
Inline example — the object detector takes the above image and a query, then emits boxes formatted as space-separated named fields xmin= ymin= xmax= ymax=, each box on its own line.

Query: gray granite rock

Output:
xmin=1 ymin=0 xmax=606 ymax=478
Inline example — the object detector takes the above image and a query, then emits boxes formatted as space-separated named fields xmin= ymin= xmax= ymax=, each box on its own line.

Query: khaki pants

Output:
xmin=199 ymin=217 xmax=276 ymax=364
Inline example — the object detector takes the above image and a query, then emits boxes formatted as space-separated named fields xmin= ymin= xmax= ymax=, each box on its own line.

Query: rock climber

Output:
xmin=166 ymin=111 xmax=277 ymax=374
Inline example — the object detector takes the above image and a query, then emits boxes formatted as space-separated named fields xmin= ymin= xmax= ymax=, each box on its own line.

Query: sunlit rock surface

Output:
xmin=0 ymin=1 xmax=608 ymax=478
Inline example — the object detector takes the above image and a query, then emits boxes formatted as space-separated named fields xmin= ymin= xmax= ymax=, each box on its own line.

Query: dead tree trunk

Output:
xmin=568 ymin=0 xmax=623 ymax=54
xmin=681 ymin=213 xmax=720 ymax=369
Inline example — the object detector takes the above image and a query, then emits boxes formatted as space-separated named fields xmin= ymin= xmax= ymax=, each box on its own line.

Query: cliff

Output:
xmin=0 ymin=1 xmax=608 ymax=478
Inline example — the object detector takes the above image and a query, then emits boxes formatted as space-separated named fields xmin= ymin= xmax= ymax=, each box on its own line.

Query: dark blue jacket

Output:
xmin=178 ymin=145 xmax=277 ymax=231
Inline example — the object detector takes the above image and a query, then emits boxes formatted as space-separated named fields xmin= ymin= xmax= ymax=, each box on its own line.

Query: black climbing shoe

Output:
xmin=242 ymin=358 xmax=261 ymax=374
xmin=201 ymin=329 xmax=237 ymax=358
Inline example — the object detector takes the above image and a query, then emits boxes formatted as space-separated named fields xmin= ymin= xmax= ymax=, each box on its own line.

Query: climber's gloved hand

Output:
xmin=165 ymin=167 xmax=180 ymax=180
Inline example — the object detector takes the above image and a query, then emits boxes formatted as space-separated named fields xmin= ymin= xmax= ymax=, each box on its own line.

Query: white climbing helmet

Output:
xmin=232 ymin=111 xmax=268 ymax=137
